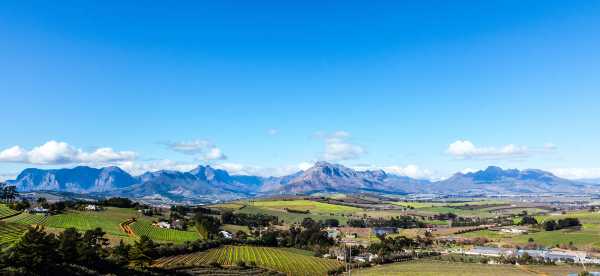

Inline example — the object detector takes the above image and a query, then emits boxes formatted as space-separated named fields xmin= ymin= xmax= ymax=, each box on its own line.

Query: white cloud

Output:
xmin=353 ymin=164 xmax=435 ymax=180
xmin=446 ymin=140 xmax=555 ymax=159
xmin=267 ymin=129 xmax=278 ymax=136
xmin=214 ymin=162 xmax=311 ymax=177
xmin=0 ymin=173 xmax=17 ymax=182
xmin=383 ymin=165 xmax=434 ymax=179
xmin=163 ymin=139 xmax=227 ymax=161
xmin=0 ymin=141 xmax=137 ymax=165
xmin=118 ymin=160 xmax=198 ymax=176
xmin=320 ymin=131 xmax=366 ymax=161
xmin=460 ymin=167 xmax=478 ymax=174
xmin=549 ymin=168 xmax=600 ymax=180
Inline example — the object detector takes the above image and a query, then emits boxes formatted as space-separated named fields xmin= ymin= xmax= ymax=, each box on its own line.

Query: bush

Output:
xmin=235 ymin=260 xmax=246 ymax=267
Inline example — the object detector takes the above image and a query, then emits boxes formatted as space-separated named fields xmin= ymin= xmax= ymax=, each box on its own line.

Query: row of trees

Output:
xmin=347 ymin=216 xmax=425 ymax=228
xmin=543 ymin=217 xmax=581 ymax=231
xmin=221 ymin=211 xmax=279 ymax=227
xmin=0 ymin=226 xmax=186 ymax=275
xmin=0 ymin=182 xmax=18 ymax=203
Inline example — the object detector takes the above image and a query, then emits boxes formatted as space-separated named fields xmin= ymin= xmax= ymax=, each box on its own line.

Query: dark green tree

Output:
xmin=129 ymin=235 xmax=156 ymax=269
xmin=3 ymin=226 xmax=59 ymax=274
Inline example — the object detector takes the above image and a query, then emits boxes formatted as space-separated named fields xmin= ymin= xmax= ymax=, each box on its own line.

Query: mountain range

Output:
xmin=7 ymin=162 xmax=600 ymax=202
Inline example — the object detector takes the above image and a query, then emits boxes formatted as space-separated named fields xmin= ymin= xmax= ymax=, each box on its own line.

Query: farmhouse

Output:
xmin=27 ymin=207 xmax=49 ymax=214
xmin=496 ymin=226 xmax=528 ymax=234
xmin=467 ymin=246 xmax=514 ymax=257
xmin=171 ymin=219 xmax=185 ymax=230
xmin=85 ymin=204 xmax=101 ymax=211
xmin=154 ymin=221 xmax=171 ymax=229
xmin=372 ymin=227 xmax=397 ymax=236
xmin=219 ymin=230 xmax=233 ymax=239
xmin=326 ymin=228 xmax=340 ymax=239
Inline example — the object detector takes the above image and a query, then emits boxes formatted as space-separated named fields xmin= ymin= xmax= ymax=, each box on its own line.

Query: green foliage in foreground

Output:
xmin=153 ymin=245 xmax=343 ymax=276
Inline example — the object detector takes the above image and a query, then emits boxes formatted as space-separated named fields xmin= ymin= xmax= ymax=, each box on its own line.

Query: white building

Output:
xmin=219 ymin=230 xmax=233 ymax=239
xmin=156 ymin=221 xmax=171 ymax=229
xmin=85 ymin=204 xmax=100 ymax=211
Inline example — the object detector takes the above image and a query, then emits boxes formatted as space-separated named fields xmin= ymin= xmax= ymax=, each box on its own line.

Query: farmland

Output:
xmin=0 ymin=222 xmax=28 ymax=247
xmin=45 ymin=207 xmax=139 ymax=237
xmin=352 ymin=260 xmax=586 ymax=276
xmin=2 ymin=212 xmax=48 ymax=225
xmin=250 ymin=199 xmax=360 ymax=213
xmin=0 ymin=204 xmax=20 ymax=219
xmin=152 ymin=245 xmax=343 ymax=276
xmin=461 ymin=211 xmax=600 ymax=250
xmin=236 ymin=205 xmax=350 ymax=225
xmin=129 ymin=220 xmax=199 ymax=243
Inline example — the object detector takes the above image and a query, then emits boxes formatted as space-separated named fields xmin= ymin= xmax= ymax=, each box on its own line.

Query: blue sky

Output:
xmin=1 ymin=1 xmax=599 ymax=180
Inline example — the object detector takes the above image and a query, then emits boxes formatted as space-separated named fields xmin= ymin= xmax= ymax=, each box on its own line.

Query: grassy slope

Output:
xmin=45 ymin=207 xmax=139 ymax=237
xmin=250 ymin=199 xmax=361 ymax=213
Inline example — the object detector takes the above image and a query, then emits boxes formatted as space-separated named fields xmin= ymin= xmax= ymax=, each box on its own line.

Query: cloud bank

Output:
xmin=0 ymin=140 xmax=137 ymax=165
xmin=320 ymin=131 xmax=366 ymax=161
xmin=162 ymin=139 xmax=227 ymax=161
xmin=446 ymin=140 xmax=555 ymax=159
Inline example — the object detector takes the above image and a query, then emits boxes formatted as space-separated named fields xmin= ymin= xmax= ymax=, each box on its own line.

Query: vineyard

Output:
xmin=152 ymin=245 xmax=343 ymax=276
xmin=45 ymin=207 xmax=139 ymax=237
xmin=129 ymin=220 xmax=199 ymax=243
xmin=2 ymin=213 xmax=48 ymax=225
xmin=0 ymin=222 xmax=28 ymax=247
xmin=0 ymin=204 xmax=20 ymax=219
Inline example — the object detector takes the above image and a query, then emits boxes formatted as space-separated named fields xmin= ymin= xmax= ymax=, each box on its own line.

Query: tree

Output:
xmin=2 ymin=185 xmax=17 ymax=203
xmin=129 ymin=235 xmax=156 ymax=269
xmin=78 ymin=227 xmax=109 ymax=266
xmin=195 ymin=214 xmax=221 ymax=239
xmin=3 ymin=226 xmax=60 ymax=274
xmin=37 ymin=197 xmax=49 ymax=208
xmin=543 ymin=220 xmax=557 ymax=231
xmin=323 ymin=219 xmax=339 ymax=227
xmin=520 ymin=215 xmax=538 ymax=225
xmin=58 ymin=227 xmax=82 ymax=261
xmin=110 ymin=240 xmax=131 ymax=266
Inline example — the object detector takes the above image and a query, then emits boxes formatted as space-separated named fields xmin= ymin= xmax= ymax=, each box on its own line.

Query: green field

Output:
xmin=461 ymin=211 xmax=600 ymax=250
xmin=45 ymin=207 xmax=139 ymax=238
xmin=152 ymin=245 xmax=342 ymax=276
xmin=2 ymin=213 xmax=48 ymax=225
xmin=0 ymin=204 xmax=20 ymax=219
xmin=237 ymin=205 xmax=349 ymax=225
xmin=0 ymin=222 xmax=28 ymax=247
xmin=352 ymin=260 xmax=584 ymax=276
xmin=250 ymin=199 xmax=361 ymax=213
xmin=130 ymin=220 xmax=199 ymax=243
xmin=222 ymin=224 xmax=251 ymax=234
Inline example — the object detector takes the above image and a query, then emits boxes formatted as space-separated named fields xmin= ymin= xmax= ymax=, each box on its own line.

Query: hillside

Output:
xmin=6 ymin=163 xmax=599 ymax=202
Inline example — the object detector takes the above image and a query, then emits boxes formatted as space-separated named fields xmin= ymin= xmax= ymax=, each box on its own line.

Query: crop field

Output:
xmin=461 ymin=211 xmax=600 ymax=250
xmin=0 ymin=222 xmax=29 ymax=247
xmin=129 ymin=220 xmax=199 ymax=243
xmin=152 ymin=245 xmax=343 ymax=276
xmin=237 ymin=205 xmax=349 ymax=225
xmin=250 ymin=199 xmax=361 ymax=213
xmin=45 ymin=207 xmax=140 ymax=237
xmin=222 ymin=224 xmax=251 ymax=234
xmin=0 ymin=204 xmax=20 ymax=219
xmin=353 ymin=260 xmax=586 ymax=276
xmin=2 ymin=213 xmax=48 ymax=225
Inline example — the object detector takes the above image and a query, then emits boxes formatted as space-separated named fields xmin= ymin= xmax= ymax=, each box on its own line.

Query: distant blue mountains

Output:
xmin=7 ymin=162 xmax=599 ymax=202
